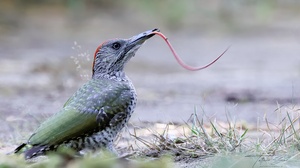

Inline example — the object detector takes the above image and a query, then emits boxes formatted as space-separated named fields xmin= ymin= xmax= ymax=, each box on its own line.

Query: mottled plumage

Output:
xmin=14 ymin=28 xmax=158 ymax=159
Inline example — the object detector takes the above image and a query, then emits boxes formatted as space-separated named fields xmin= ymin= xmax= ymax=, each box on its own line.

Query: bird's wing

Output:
xmin=28 ymin=79 xmax=134 ymax=146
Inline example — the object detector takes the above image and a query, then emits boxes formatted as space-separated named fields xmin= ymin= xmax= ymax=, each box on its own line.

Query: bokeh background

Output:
xmin=1 ymin=0 xmax=300 ymax=139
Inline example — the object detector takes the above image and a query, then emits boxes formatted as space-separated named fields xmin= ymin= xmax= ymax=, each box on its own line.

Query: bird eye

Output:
xmin=112 ymin=42 xmax=121 ymax=50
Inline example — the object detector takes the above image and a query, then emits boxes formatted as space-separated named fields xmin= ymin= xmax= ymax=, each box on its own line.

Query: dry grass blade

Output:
xmin=129 ymin=128 xmax=158 ymax=150
xmin=286 ymin=112 xmax=300 ymax=140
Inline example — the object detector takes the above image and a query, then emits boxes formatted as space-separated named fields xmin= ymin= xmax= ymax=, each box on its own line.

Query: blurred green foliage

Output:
xmin=1 ymin=0 xmax=300 ymax=31
xmin=0 ymin=152 xmax=174 ymax=168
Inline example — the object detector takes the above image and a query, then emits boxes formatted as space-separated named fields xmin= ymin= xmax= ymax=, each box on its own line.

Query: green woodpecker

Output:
xmin=14 ymin=28 xmax=159 ymax=159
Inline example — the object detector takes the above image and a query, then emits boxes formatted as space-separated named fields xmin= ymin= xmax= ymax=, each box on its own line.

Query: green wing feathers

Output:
xmin=27 ymin=78 xmax=133 ymax=146
xmin=28 ymin=109 xmax=97 ymax=145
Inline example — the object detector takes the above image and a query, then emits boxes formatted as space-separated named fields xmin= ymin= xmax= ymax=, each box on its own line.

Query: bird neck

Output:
xmin=92 ymin=70 xmax=127 ymax=81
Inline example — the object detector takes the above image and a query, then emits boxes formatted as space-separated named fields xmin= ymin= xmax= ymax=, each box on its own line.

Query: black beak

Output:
xmin=127 ymin=28 xmax=160 ymax=48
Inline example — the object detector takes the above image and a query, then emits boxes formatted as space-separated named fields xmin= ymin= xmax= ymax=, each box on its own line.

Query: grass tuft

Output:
xmin=129 ymin=105 xmax=300 ymax=167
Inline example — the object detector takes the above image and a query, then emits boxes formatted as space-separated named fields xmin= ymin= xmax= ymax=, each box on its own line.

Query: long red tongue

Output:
xmin=152 ymin=31 xmax=229 ymax=71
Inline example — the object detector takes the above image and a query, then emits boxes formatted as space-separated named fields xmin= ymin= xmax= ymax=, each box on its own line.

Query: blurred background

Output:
xmin=0 ymin=0 xmax=300 ymax=133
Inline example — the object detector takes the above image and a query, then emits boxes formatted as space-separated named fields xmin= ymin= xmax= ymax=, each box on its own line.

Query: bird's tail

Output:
xmin=14 ymin=143 xmax=30 ymax=154
xmin=14 ymin=143 xmax=48 ymax=159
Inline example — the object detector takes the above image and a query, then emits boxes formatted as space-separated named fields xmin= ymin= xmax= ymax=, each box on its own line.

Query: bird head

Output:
xmin=92 ymin=28 xmax=159 ymax=79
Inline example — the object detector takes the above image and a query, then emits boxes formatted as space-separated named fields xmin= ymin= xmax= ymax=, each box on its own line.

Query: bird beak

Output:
xmin=125 ymin=28 xmax=160 ymax=52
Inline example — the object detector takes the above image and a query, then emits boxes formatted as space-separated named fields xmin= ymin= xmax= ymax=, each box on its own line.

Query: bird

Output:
xmin=14 ymin=28 xmax=159 ymax=159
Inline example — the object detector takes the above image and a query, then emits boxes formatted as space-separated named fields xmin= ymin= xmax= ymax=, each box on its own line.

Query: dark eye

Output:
xmin=112 ymin=42 xmax=121 ymax=50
